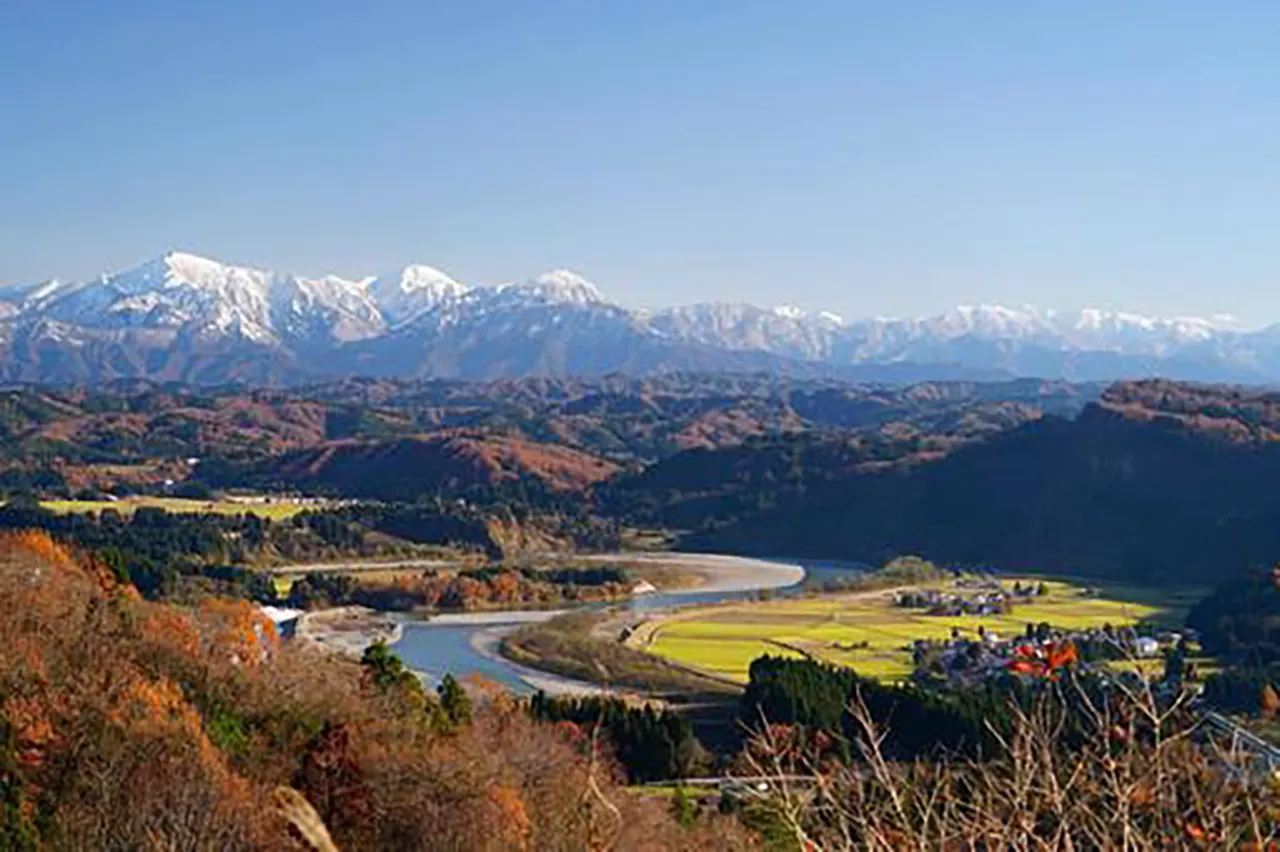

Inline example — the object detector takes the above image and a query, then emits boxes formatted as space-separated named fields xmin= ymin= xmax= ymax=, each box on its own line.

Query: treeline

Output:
xmin=740 ymin=656 xmax=1007 ymax=760
xmin=338 ymin=501 xmax=622 ymax=559
xmin=0 ymin=501 xmax=274 ymax=598
xmin=0 ymin=502 xmax=389 ymax=600
xmin=1187 ymin=567 xmax=1280 ymax=664
xmin=201 ymin=446 xmax=602 ymax=512
xmin=0 ymin=498 xmax=623 ymax=604
xmin=739 ymin=655 xmax=1136 ymax=762
xmin=528 ymin=691 xmax=702 ymax=782
xmin=288 ymin=564 xmax=632 ymax=612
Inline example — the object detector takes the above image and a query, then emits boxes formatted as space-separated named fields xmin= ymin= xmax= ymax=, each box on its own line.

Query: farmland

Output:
xmin=39 ymin=496 xmax=322 ymax=520
xmin=627 ymin=578 xmax=1200 ymax=683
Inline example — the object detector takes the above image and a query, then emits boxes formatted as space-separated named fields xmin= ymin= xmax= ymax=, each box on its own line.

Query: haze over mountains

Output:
xmin=3 ymin=251 xmax=1277 ymax=385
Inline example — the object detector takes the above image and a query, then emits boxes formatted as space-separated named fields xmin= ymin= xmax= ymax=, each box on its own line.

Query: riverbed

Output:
xmin=391 ymin=553 xmax=863 ymax=695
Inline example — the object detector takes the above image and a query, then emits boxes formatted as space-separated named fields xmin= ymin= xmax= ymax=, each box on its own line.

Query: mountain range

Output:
xmin=3 ymin=251 xmax=1278 ymax=385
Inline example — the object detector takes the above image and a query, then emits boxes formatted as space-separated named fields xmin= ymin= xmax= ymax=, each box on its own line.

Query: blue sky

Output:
xmin=3 ymin=1 xmax=1280 ymax=320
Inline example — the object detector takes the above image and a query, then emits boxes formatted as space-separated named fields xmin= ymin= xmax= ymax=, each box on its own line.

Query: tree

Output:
xmin=438 ymin=674 xmax=472 ymax=727
xmin=0 ymin=716 xmax=39 ymax=851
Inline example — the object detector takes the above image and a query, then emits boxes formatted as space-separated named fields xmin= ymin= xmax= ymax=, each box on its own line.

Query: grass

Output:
xmin=631 ymin=577 xmax=1198 ymax=684
xmin=40 ymin=496 xmax=316 ymax=520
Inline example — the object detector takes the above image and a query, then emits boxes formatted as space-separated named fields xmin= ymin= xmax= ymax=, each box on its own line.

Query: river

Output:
xmin=393 ymin=553 xmax=866 ymax=695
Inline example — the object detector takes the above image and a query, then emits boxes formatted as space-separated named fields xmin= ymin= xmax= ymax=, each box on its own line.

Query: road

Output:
xmin=270 ymin=557 xmax=455 ymax=576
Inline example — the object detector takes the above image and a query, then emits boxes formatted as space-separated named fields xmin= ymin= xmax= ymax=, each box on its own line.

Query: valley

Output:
xmin=3 ymin=371 xmax=1280 ymax=848
xmin=14 ymin=8 xmax=1280 ymax=845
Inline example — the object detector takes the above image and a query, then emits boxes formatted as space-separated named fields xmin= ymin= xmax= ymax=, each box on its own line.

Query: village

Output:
xmin=891 ymin=575 xmax=1197 ymax=690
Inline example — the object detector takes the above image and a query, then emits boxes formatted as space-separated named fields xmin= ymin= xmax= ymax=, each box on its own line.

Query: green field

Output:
xmin=40 ymin=497 xmax=315 ymax=520
xmin=630 ymin=578 xmax=1196 ymax=683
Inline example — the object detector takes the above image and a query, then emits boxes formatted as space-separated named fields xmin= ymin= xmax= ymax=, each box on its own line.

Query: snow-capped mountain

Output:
xmin=367 ymin=265 xmax=469 ymax=326
xmin=646 ymin=302 xmax=844 ymax=361
xmin=0 ymin=251 xmax=1276 ymax=385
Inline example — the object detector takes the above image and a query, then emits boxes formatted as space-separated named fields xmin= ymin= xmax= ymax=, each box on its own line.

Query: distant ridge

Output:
xmin=2 ymin=251 xmax=1276 ymax=385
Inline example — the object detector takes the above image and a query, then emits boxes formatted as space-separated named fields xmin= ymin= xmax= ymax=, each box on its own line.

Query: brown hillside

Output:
xmin=271 ymin=432 xmax=620 ymax=499
xmin=1099 ymin=379 xmax=1280 ymax=441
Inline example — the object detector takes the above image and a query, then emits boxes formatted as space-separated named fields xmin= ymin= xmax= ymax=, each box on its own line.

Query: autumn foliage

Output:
xmin=0 ymin=530 xmax=749 ymax=850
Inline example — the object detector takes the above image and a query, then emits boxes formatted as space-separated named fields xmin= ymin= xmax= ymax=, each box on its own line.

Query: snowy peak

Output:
xmin=115 ymin=251 xmax=273 ymax=297
xmin=645 ymin=301 xmax=846 ymax=361
xmin=369 ymin=265 xmax=469 ymax=324
xmin=2 ymin=249 xmax=1275 ymax=385
xmin=520 ymin=269 xmax=608 ymax=305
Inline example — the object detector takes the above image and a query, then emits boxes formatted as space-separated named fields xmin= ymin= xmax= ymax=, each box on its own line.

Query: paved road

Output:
xmin=270 ymin=558 xmax=455 ymax=576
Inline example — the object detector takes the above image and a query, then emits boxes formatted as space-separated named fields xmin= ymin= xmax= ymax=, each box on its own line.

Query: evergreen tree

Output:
xmin=437 ymin=674 xmax=472 ymax=727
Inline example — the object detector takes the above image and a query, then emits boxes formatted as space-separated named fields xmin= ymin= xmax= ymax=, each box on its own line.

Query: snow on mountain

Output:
xmin=510 ymin=269 xmax=608 ymax=305
xmin=368 ymin=265 xmax=470 ymax=326
xmin=272 ymin=274 xmax=385 ymax=344
xmin=33 ymin=251 xmax=278 ymax=344
xmin=0 ymin=250 xmax=1274 ymax=384
xmin=646 ymin=302 xmax=842 ymax=361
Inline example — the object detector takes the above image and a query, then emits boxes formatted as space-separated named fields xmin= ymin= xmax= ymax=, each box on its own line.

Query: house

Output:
xmin=1135 ymin=637 xmax=1160 ymax=658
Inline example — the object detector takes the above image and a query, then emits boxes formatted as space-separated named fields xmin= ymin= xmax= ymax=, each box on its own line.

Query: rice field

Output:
xmin=40 ymin=496 xmax=317 ymax=520
xmin=629 ymin=578 xmax=1195 ymax=683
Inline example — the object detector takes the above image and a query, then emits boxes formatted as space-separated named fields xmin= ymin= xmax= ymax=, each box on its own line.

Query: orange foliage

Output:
xmin=1006 ymin=640 xmax=1079 ymax=679
xmin=0 ymin=529 xmax=77 ymax=570
xmin=490 ymin=570 xmax=523 ymax=603
xmin=198 ymin=597 xmax=280 ymax=665
xmin=3 ymin=695 xmax=57 ymax=768
xmin=137 ymin=605 xmax=202 ymax=659
xmin=487 ymin=784 xmax=532 ymax=850
xmin=0 ymin=529 xmax=751 ymax=850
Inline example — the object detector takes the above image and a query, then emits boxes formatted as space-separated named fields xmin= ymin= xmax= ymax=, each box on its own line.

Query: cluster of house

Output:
xmin=893 ymin=579 xmax=1048 ymax=618
xmin=909 ymin=623 xmax=1196 ymax=689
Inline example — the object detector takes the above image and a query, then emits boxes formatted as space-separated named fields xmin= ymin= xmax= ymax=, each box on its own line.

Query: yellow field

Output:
xmin=630 ymin=578 xmax=1189 ymax=683
xmin=40 ymin=497 xmax=314 ymax=520
xmin=271 ymin=575 xmax=296 ymax=599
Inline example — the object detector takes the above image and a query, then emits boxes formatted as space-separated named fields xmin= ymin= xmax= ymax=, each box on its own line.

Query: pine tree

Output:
xmin=438 ymin=673 xmax=472 ymax=727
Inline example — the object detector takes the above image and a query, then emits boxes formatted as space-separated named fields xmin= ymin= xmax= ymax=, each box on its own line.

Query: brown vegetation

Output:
xmin=0 ymin=530 xmax=752 ymax=850
xmin=742 ymin=681 xmax=1280 ymax=850
xmin=1101 ymin=379 xmax=1280 ymax=442
xmin=271 ymin=432 xmax=620 ymax=498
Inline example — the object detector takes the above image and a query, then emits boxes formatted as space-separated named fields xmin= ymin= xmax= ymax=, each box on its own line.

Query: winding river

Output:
xmin=393 ymin=553 xmax=865 ymax=695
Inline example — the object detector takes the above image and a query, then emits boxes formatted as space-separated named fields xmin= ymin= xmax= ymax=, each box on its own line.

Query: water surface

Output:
xmin=395 ymin=555 xmax=866 ymax=694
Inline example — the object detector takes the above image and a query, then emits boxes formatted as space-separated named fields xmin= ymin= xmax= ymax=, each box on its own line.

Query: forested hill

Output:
xmin=610 ymin=381 xmax=1280 ymax=586
xmin=0 ymin=375 xmax=1092 ymax=497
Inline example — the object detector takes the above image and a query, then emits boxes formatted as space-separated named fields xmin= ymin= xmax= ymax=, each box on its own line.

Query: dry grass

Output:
xmin=744 ymin=679 xmax=1280 ymax=850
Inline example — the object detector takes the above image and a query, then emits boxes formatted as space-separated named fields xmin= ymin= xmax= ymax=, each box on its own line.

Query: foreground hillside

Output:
xmin=0 ymin=532 xmax=747 ymax=850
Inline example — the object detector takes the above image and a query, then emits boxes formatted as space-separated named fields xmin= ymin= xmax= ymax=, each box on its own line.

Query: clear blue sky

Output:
xmin=4 ymin=0 xmax=1280 ymax=320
